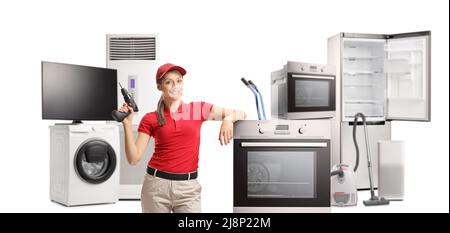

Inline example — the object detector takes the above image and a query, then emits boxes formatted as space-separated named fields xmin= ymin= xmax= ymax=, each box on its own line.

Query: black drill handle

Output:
xmin=111 ymin=110 xmax=129 ymax=122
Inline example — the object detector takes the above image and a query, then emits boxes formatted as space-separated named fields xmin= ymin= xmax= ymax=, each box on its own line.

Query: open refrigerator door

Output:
xmin=385 ymin=33 xmax=431 ymax=121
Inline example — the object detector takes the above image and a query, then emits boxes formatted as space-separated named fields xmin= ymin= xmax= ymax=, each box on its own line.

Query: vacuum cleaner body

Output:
xmin=331 ymin=113 xmax=389 ymax=207
xmin=331 ymin=164 xmax=358 ymax=206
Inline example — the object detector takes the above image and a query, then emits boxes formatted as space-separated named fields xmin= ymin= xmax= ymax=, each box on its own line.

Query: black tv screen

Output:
xmin=42 ymin=61 xmax=117 ymax=121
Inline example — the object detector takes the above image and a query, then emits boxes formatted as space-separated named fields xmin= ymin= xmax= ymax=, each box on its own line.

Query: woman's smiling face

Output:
xmin=158 ymin=70 xmax=184 ymax=101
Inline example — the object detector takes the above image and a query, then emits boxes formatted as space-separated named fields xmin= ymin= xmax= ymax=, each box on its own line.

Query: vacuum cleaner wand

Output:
xmin=241 ymin=77 xmax=266 ymax=120
xmin=248 ymin=80 xmax=267 ymax=120
xmin=353 ymin=113 xmax=390 ymax=206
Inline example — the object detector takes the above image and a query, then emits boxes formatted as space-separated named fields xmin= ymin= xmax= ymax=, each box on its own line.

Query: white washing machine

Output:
xmin=49 ymin=124 xmax=120 ymax=206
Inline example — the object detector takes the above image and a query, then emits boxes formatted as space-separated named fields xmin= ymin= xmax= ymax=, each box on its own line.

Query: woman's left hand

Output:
xmin=219 ymin=120 xmax=233 ymax=146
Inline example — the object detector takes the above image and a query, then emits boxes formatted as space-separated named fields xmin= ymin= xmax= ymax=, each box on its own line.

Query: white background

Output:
xmin=0 ymin=0 xmax=448 ymax=213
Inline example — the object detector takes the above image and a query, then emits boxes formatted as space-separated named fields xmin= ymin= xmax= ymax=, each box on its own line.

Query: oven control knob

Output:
xmin=258 ymin=128 xmax=266 ymax=134
xmin=298 ymin=127 xmax=305 ymax=134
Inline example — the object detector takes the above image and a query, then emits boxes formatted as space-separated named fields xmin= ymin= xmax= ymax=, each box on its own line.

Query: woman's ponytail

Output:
xmin=156 ymin=95 xmax=166 ymax=126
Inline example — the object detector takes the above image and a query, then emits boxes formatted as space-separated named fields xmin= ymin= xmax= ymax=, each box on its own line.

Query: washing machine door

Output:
xmin=75 ymin=139 xmax=117 ymax=184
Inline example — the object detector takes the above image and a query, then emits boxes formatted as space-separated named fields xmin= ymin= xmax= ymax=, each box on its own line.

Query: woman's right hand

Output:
xmin=119 ymin=102 xmax=134 ymax=126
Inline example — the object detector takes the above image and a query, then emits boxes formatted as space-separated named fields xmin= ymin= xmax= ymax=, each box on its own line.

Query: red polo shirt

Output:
xmin=138 ymin=101 xmax=213 ymax=173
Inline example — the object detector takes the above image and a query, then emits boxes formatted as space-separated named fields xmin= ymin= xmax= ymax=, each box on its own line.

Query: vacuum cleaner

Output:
xmin=331 ymin=112 xmax=390 ymax=207
xmin=353 ymin=113 xmax=390 ymax=206
xmin=241 ymin=77 xmax=266 ymax=120
xmin=330 ymin=128 xmax=359 ymax=207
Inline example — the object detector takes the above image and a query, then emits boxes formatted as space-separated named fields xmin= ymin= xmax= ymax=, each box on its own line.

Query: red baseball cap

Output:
xmin=155 ymin=63 xmax=186 ymax=81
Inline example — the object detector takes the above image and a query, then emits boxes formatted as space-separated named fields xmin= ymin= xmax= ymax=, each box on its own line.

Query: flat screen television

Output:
xmin=42 ymin=61 xmax=117 ymax=122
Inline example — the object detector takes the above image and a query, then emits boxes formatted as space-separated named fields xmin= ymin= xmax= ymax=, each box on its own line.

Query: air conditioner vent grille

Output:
xmin=109 ymin=37 xmax=156 ymax=60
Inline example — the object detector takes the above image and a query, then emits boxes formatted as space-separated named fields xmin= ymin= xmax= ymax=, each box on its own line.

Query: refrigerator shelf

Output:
xmin=344 ymin=101 xmax=385 ymax=119
xmin=343 ymin=71 xmax=383 ymax=76
xmin=387 ymin=97 xmax=425 ymax=102
xmin=344 ymin=56 xmax=383 ymax=61
xmin=296 ymin=97 xmax=329 ymax=101
xmin=387 ymin=72 xmax=412 ymax=76
xmin=344 ymin=113 xmax=384 ymax=119
xmin=345 ymin=100 xmax=384 ymax=104
xmin=385 ymin=48 xmax=423 ymax=53
xmin=344 ymin=114 xmax=384 ymax=118
xmin=387 ymin=58 xmax=422 ymax=65
xmin=344 ymin=84 xmax=376 ymax=87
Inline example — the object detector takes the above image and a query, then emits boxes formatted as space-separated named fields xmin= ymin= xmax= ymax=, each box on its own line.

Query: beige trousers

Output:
xmin=141 ymin=173 xmax=202 ymax=213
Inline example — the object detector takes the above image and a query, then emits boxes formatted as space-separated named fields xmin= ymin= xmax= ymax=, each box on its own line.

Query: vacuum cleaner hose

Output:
xmin=352 ymin=113 xmax=366 ymax=172
xmin=331 ymin=169 xmax=344 ymax=177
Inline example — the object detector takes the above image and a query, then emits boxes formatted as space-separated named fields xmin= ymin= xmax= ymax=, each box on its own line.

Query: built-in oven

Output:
xmin=233 ymin=120 xmax=331 ymax=213
xmin=271 ymin=61 xmax=336 ymax=120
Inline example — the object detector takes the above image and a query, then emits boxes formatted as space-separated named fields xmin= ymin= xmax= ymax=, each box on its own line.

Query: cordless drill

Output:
xmin=111 ymin=83 xmax=139 ymax=122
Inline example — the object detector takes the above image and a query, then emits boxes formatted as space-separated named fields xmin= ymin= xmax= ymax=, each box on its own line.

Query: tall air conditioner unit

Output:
xmin=107 ymin=34 xmax=159 ymax=199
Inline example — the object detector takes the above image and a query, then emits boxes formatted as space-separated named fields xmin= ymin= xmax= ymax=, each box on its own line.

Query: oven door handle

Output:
xmin=291 ymin=74 xmax=334 ymax=80
xmin=240 ymin=142 xmax=328 ymax=148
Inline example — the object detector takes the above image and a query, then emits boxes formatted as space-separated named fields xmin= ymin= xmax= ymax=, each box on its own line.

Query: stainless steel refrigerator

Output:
xmin=327 ymin=31 xmax=431 ymax=189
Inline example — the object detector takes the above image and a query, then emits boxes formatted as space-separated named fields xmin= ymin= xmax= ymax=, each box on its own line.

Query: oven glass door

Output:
xmin=234 ymin=139 xmax=330 ymax=207
xmin=287 ymin=73 xmax=335 ymax=112
xmin=247 ymin=151 xmax=315 ymax=198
